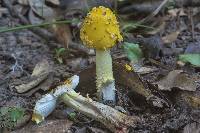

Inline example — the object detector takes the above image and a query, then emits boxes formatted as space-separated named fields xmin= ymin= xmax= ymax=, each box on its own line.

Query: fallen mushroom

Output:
xmin=32 ymin=75 xmax=140 ymax=132
xmin=32 ymin=75 xmax=80 ymax=124
xmin=80 ymin=6 xmax=123 ymax=103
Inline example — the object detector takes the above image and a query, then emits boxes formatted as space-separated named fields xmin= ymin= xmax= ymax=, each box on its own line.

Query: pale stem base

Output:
xmin=96 ymin=49 xmax=116 ymax=103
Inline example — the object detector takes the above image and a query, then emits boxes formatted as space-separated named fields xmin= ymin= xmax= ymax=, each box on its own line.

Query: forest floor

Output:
xmin=0 ymin=0 xmax=200 ymax=133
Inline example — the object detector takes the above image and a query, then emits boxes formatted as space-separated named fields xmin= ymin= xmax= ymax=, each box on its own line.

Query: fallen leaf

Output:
xmin=178 ymin=54 xmax=200 ymax=67
xmin=15 ymin=59 xmax=51 ymax=93
xmin=179 ymin=91 xmax=200 ymax=109
xmin=28 ymin=9 xmax=43 ymax=24
xmin=168 ymin=8 xmax=180 ymax=17
xmin=29 ymin=0 xmax=56 ymax=19
xmin=162 ymin=31 xmax=180 ymax=44
xmin=168 ymin=8 xmax=186 ymax=17
xmin=134 ymin=66 xmax=158 ymax=74
xmin=155 ymin=70 xmax=197 ymax=91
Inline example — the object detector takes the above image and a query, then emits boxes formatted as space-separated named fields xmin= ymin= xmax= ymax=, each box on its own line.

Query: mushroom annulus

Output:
xmin=80 ymin=6 xmax=123 ymax=103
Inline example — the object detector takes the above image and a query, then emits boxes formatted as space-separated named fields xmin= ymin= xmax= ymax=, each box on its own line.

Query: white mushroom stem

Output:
xmin=96 ymin=49 xmax=116 ymax=103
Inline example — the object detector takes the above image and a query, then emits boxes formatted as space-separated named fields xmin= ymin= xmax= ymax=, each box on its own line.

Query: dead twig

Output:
xmin=188 ymin=8 xmax=195 ymax=41
xmin=140 ymin=0 xmax=169 ymax=23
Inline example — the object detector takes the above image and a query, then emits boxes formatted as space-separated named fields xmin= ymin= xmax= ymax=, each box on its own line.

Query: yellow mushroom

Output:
xmin=80 ymin=6 xmax=123 ymax=103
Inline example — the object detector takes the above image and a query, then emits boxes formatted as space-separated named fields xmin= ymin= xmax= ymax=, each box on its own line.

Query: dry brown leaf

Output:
xmin=168 ymin=8 xmax=180 ymax=17
xmin=28 ymin=9 xmax=43 ymax=24
xmin=168 ymin=8 xmax=186 ymax=17
xmin=162 ymin=31 xmax=180 ymax=44
xmin=15 ymin=59 xmax=50 ymax=93
xmin=155 ymin=70 xmax=197 ymax=91
xmin=28 ymin=0 xmax=56 ymax=19
xmin=180 ymin=91 xmax=200 ymax=109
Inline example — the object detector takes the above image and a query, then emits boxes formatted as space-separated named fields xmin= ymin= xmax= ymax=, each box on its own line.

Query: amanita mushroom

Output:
xmin=80 ymin=6 xmax=123 ymax=103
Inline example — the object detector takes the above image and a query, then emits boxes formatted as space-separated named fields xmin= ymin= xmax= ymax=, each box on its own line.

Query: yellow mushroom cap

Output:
xmin=80 ymin=6 xmax=123 ymax=50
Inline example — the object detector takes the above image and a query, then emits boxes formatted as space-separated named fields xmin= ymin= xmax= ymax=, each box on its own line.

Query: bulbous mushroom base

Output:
xmin=101 ymin=81 xmax=116 ymax=103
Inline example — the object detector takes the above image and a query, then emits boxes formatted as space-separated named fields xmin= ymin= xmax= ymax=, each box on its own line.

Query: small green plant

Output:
xmin=178 ymin=54 xmax=200 ymax=67
xmin=68 ymin=112 xmax=76 ymax=121
xmin=0 ymin=107 xmax=25 ymax=129
xmin=166 ymin=0 xmax=176 ymax=10
xmin=123 ymin=42 xmax=143 ymax=63
xmin=55 ymin=48 xmax=66 ymax=64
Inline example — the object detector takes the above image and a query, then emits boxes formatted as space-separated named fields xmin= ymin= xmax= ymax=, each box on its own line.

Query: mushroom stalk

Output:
xmin=96 ymin=50 xmax=115 ymax=102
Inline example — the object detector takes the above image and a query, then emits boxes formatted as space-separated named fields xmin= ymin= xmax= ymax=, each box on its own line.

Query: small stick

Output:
xmin=189 ymin=8 xmax=195 ymax=41
xmin=140 ymin=0 xmax=169 ymax=23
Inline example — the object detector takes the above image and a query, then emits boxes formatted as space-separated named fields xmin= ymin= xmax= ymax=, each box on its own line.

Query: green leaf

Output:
xmin=57 ymin=48 xmax=66 ymax=54
xmin=68 ymin=112 xmax=76 ymax=121
xmin=123 ymin=42 xmax=143 ymax=63
xmin=55 ymin=48 xmax=66 ymax=56
xmin=9 ymin=107 xmax=25 ymax=122
xmin=178 ymin=54 xmax=200 ymax=67
xmin=57 ymin=57 xmax=63 ymax=64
